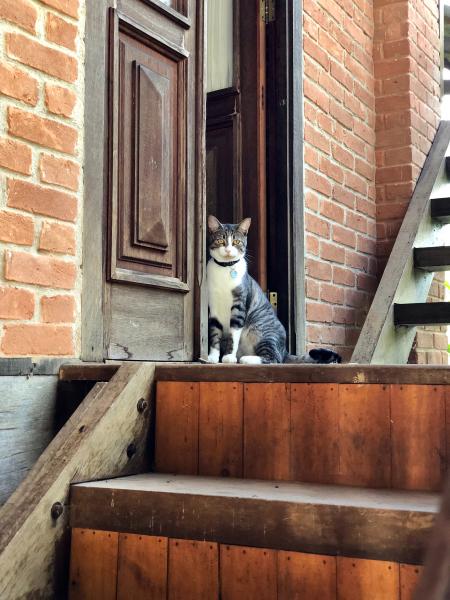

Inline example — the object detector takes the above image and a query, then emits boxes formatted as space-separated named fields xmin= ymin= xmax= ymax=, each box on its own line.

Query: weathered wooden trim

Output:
xmin=0 ymin=363 xmax=156 ymax=599
xmin=351 ymin=121 xmax=450 ymax=364
xmin=70 ymin=474 xmax=438 ymax=565
xmin=81 ymin=0 xmax=114 ymax=361
xmin=59 ymin=362 xmax=450 ymax=384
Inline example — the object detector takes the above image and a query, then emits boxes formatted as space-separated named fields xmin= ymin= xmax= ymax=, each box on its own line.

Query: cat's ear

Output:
xmin=207 ymin=215 xmax=222 ymax=233
xmin=237 ymin=217 xmax=251 ymax=235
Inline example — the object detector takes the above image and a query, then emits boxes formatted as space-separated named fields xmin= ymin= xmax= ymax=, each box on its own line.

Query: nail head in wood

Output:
xmin=126 ymin=443 xmax=137 ymax=459
xmin=136 ymin=398 xmax=148 ymax=413
xmin=50 ymin=502 xmax=64 ymax=520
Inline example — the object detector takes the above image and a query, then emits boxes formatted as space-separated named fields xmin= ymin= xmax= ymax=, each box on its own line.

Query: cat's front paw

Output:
xmin=222 ymin=354 xmax=238 ymax=364
xmin=309 ymin=348 xmax=342 ymax=364
xmin=207 ymin=349 xmax=220 ymax=364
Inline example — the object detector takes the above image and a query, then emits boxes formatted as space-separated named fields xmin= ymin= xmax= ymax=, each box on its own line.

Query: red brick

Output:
xmin=357 ymin=273 xmax=378 ymax=293
xmin=333 ymin=306 xmax=356 ymax=325
xmin=306 ymin=302 xmax=333 ymax=323
xmin=305 ymin=169 xmax=332 ymax=197
xmin=333 ymin=266 xmax=355 ymax=287
xmin=39 ymin=154 xmax=79 ymax=191
xmin=346 ymin=249 xmax=369 ymax=272
xmin=6 ymin=33 xmax=77 ymax=84
xmin=304 ymin=80 xmax=330 ymax=113
xmin=345 ymin=171 xmax=367 ymax=196
xmin=306 ymin=233 xmax=319 ymax=255
xmin=333 ymin=185 xmax=355 ymax=209
xmin=7 ymin=179 xmax=77 ymax=222
xmin=0 ymin=0 xmax=37 ymax=33
xmin=8 ymin=107 xmax=77 ymax=154
xmin=0 ymin=137 xmax=32 ymax=175
xmin=0 ymin=286 xmax=34 ymax=319
xmin=40 ymin=0 xmax=79 ymax=19
xmin=319 ymin=156 xmax=344 ymax=184
xmin=305 ymin=213 xmax=330 ymax=238
xmin=318 ymin=29 xmax=343 ymax=61
xmin=39 ymin=221 xmax=76 ymax=255
xmin=345 ymin=288 xmax=368 ymax=308
xmin=4 ymin=250 xmax=76 ymax=289
xmin=320 ymin=199 xmax=344 ymax=224
xmin=305 ymin=123 xmax=330 ymax=154
xmin=0 ymin=210 xmax=34 ymax=246
xmin=46 ymin=13 xmax=77 ymax=51
xmin=306 ymin=258 xmax=332 ymax=281
xmin=320 ymin=241 xmax=345 ymax=264
xmin=346 ymin=211 xmax=368 ymax=234
xmin=330 ymin=101 xmax=354 ymax=129
xmin=1 ymin=324 xmax=74 ymax=355
xmin=0 ymin=62 xmax=38 ymax=106
xmin=320 ymin=282 xmax=345 ymax=305
xmin=41 ymin=295 xmax=75 ymax=323
xmin=304 ymin=35 xmax=330 ymax=71
xmin=44 ymin=83 xmax=77 ymax=118
xmin=332 ymin=224 xmax=356 ymax=248
xmin=306 ymin=278 xmax=320 ymax=300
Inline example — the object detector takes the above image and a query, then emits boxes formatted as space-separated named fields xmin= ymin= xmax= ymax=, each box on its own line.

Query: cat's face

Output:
xmin=207 ymin=215 xmax=251 ymax=262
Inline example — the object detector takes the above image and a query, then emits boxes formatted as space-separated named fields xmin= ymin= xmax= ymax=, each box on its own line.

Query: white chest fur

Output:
xmin=207 ymin=258 xmax=246 ymax=333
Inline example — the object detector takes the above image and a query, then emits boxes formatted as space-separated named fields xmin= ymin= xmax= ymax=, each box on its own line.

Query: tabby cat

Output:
xmin=207 ymin=215 xmax=342 ymax=365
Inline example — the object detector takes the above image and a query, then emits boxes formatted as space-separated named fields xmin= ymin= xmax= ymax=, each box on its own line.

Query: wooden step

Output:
xmin=394 ymin=302 xmax=450 ymax=326
xmin=414 ymin=246 xmax=450 ymax=271
xmin=430 ymin=197 xmax=450 ymax=223
xmin=154 ymin=381 xmax=450 ymax=492
xmin=70 ymin=473 xmax=438 ymax=565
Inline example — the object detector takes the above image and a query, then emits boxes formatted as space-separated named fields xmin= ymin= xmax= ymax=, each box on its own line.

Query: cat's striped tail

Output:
xmin=284 ymin=349 xmax=342 ymax=364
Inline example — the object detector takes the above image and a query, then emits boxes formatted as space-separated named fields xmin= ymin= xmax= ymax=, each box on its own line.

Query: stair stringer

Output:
xmin=352 ymin=121 xmax=450 ymax=364
xmin=0 ymin=362 xmax=155 ymax=600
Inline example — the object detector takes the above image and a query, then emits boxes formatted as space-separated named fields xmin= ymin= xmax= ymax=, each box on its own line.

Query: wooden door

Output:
xmin=104 ymin=0 xmax=204 ymax=360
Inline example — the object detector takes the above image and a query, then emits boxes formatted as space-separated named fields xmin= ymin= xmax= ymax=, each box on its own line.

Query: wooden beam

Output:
xmin=394 ymin=302 xmax=450 ymax=326
xmin=70 ymin=473 xmax=438 ymax=565
xmin=155 ymin=364 xmax=450 ymax=385
xmin=58 ymin=363 xmax=450 ymax=385
xmin=414 ymin=247 xmax=450 ymax=271
xmin=0 ymin=362 xmax=156 ymax=599
xmin=351 ymin=121 xmax=450 ymax=364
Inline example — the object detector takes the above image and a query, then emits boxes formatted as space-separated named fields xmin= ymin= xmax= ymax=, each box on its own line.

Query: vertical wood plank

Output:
xmin=220 ymin=545 xmax=277 ymax=600
xmin=199 ymin=382 xmax=243 ymax=477
xmin=400 ymin=564 xmax=423 ymax=600
xmin=155 ymin=382 xmax=199 ymax=474
xmin=168 ymin=538 xmax=218 ymax=600
xmin=391 ymin=385 xmax=446 ymax=490
xmin=244 ymin=383 xmax=291 ymax=480
xmin=291 ymin=384 xmax=339 ymax=483
xmin=337 ymin=557 xmax=399 ymax=600
xmin=69 ymin=528 xmax=118 ymax=600
xmin=338 ymin=384 xmax=391 ymax=488
xmin=117 ymin=534 xmax=167 ymax=600
xmin=278 ymin=551 xmax=337 ymax=600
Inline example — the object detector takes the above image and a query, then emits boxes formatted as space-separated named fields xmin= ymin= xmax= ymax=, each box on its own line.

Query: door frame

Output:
xmin=81 ymin=0 xmax=304 ymax=361
xmin=266 ymin=0 xmax=305 ymax=354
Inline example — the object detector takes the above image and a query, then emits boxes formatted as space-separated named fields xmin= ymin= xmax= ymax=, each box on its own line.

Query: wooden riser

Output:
xmin=154 ymin=382 xmax=450 ymax=492
xmin=414 ymin=247 xmax=450 ymax=271
xmin=69 ymin=529 xmax=423 ymax=600
xmin=430 ymin=197 xmax=450 ymax=223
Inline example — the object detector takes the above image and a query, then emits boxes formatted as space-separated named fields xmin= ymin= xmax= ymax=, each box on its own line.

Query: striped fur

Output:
xmin=207 ymin=216 xmax=341 ymax=365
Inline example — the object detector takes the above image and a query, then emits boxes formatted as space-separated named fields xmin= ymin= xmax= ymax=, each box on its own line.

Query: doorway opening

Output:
xmin=205 ymin=0 xmax=304 ymax=353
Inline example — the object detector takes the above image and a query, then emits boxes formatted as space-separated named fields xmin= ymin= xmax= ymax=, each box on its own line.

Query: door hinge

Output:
xmin=268 ymin=291 xmax=278 ymax=313
xmin=261 ymin=0 xmax=275 ymax=24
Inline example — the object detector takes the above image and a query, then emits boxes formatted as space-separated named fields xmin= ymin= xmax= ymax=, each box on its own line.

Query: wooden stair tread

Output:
xmin=70 ymin=474 xmax=438 ymax=564
xmin=414 ymin=246 xmax=450 ymax=271
xmin=394 ymin=302 xmax=450 ymax=326
xmin=430 ymin=197 xmax=450 ymax=223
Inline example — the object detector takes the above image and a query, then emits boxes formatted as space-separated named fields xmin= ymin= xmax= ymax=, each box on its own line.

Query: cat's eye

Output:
xmin=216 ymin=239 xmax=225 ymax=245
xmin=232 ymin=239 xmax=242 ymax=246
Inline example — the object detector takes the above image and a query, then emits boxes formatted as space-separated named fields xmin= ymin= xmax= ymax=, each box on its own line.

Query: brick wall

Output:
xmin=0 ymin=0 xmax=84 ymax=357
xmin=303 ymin=0 xmax=377 ymax=360
xmin=303 ymin=0 xmax=444 ymax=361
